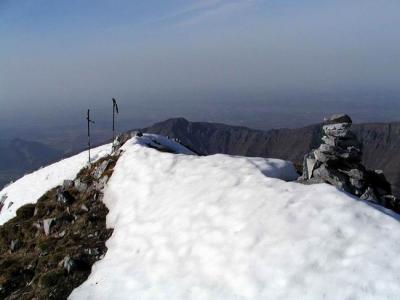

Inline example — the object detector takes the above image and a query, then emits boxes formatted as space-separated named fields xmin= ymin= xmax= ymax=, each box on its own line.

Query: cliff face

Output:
xmin=353 ymin=123 xmax=400 ymax=198
xmin=143 ymin=118 xmax=400 ymax=197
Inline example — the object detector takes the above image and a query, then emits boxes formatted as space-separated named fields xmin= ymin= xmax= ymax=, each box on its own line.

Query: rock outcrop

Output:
xmin=299 ymin=114 xmax=399 ymax=212
xmin=0 ymin=135 xmax=133 ymax=299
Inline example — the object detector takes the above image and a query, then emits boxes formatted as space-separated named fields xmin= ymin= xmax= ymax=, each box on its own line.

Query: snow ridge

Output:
xmin=71 ymin=135 xmax=400 ymax=300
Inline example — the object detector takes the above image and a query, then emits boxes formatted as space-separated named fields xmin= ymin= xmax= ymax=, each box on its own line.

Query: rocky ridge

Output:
xmin=0 ymin=131 xmax=194 ymax=299
xmin=0 ymin=136 xmax=132 ymax=299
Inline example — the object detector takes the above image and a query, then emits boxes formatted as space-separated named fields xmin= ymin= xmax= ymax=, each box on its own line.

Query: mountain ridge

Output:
xmin=143 ymin=118 xmax=400 ymax=197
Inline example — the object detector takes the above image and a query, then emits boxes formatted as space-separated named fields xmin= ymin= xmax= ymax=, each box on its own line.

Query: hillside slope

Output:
xmin=143 ymin=118 xmax=400 ymax=196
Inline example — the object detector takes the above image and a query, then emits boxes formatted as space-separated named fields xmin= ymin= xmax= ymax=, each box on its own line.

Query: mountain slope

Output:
xmin=1 ymin=134 xmax=400 ymax=299
xmin=70 ymin=134 xmax=400 ymax=300
xmin=0 ymin=144 xmax=111 ymax=225
xmin=143 ymin=118 xmax=400 ymax=196
xmin=0 ymin=138 xmax=62 ymax=188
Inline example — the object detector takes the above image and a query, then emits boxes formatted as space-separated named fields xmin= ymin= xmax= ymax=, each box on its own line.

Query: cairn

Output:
xmin=300 ymin=114 xmax=399 ymax=212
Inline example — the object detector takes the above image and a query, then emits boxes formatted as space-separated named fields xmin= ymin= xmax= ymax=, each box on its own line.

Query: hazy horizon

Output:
xmin=1 ymin=0 xmax=400 ymax=132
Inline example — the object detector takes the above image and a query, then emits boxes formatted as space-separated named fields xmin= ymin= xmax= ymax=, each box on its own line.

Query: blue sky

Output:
xmin=1 ymin=0 xmax=400 ymax=125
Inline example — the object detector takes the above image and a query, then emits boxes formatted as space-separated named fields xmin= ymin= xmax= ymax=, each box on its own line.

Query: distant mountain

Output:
xmin=143 ymin=118 xmax=400 ymax=197
xmin=0 ymin=138 xmax=62 ymax=188
xmin=1 ymin=118 xmax=399 ymax=197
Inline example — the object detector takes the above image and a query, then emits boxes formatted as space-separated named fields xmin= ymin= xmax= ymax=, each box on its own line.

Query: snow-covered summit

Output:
xmin=1 ymin=134 xmax=400 ymax=299
xmin=71 ymin=134 xmax=400 ymax=300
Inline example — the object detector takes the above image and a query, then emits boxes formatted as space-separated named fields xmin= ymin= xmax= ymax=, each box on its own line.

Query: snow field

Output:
xmin=70 ymin=135 xmax=400 ymax=300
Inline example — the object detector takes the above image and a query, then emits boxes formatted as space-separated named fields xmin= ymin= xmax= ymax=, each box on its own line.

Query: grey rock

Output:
xmin=56 ymin=230 xmax=66 ymax=238
xmin=324 ymin=113 xmax=352 ymax=125
xmin=313 ymin=149 xmax=337 ymax=163
xmin=360 ymin=187 xmax=378 ymax=202
xmin=113 ymin=132 xmax=133 ymax=151
xmin=43 ymin=218 xmax=55 ymax=236
xmin=313 ymin=165 xmax=351 ymax=192
xmin=349 ymin=177 xmax=365 ymax=189
xmin=322 ymin=136 xmax=361 ymax=149
xmin=318 ymin=143 xmax=336 ymax=153
xmin=336 ymin=147 xmax=362 ymax=161
xmin=0 ymin=194 xmax=7 ymax=212
xmin=80 ymin=204 xmax=89 ymax=212
xmin=84 ymin=248 xmax=100 ymax=256
xmin=93 ymin=160 xmax=109 ymax=180
xmin=305 ymin=156 xmax=317 ymax=180
xmin=343 ymin=168 xmax=365 ymax=180
xmin=95 ymin=175 xmax=109 ymax=190
xmin=0 ymin=194 xmax=7 ymax=203
xmin=57 ymin=190 xmax=75 ymax=205
xmin=32 ymin=222 xmax=41 ymax=230
xmin=7 ymin=201 xmax=14 ymax=209
xmin=62 ymin=180 xmax=74 ymax=189
xmin=74 ymin=179 xmax=88 ymax=193
xmin=59 ymin=256 xmax=75 ymax=273
xmin=323 ymin=123 xmax=351 ymax=137
xmin=10 ymin=239 xmax=19 ymax=252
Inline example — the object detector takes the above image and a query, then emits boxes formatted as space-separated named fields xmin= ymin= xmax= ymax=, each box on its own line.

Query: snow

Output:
xmin=136 ymin=134 xmax=196 ymax=155
xmin=70 ymin=135 xmax=400 ymax=300
xmin=0 ymin=144 xmax=111 ymax=225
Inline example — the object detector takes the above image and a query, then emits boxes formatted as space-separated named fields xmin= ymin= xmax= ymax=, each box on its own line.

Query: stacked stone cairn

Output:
xmin=300 ymin=113 xmax=399 ymax=212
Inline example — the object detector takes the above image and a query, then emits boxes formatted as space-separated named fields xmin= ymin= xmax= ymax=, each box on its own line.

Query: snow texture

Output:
xmin=70 ymin=135 xmax=400 ymax=300
xmin=0 ymin=144 xmax=111 ymax=225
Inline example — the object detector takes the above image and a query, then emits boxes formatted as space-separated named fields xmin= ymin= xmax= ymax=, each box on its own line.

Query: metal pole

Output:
xmin=87 ymin=109 xmax=95 ymax=163
xmin=112 ymin=101 xmax=115 ymax=142
xmin=112 ymin=98 xmax=118 ymax=152
xmin=87 ymin=109 xmax=91 ymax=163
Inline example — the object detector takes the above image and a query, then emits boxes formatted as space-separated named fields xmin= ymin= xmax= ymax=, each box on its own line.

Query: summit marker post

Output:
xmin=86 ymin=109 xmax=95 ymax=163
xmin=112 ymin=98 xmax=119 ymax=150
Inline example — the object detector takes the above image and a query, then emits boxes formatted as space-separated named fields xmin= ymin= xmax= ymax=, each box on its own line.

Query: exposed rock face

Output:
xmin=0 ymin=152 xmax=123 ymax=299
xmin=299 ymin=114 xmax=399 ymax=212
